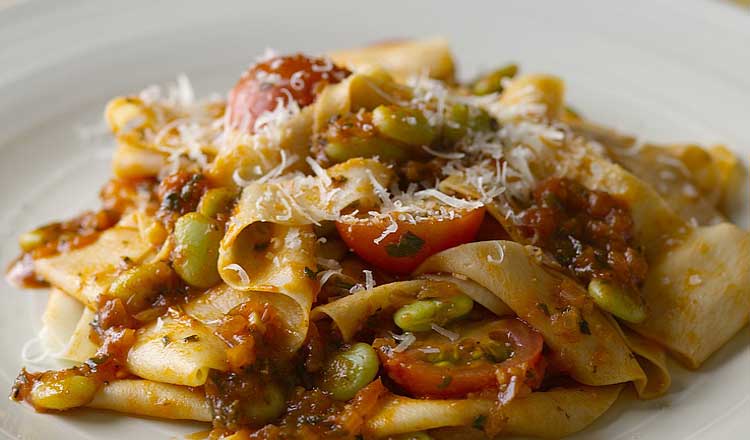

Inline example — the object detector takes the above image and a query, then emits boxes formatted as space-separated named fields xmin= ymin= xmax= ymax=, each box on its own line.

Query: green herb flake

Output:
xmin=472 ymin=414 xmax=487 ymax=430
xmin=183 ymin=334 xmax=200 ymax=343
xmin=385 ymin=232 xmax=425 ymax=257
xmin=579 ymin=319 xmax=591 ymax=335
xmin=304 ymin=266 xmax=317 ymax=279
xmin=537 ymin=303 xmax=550 ymax=316
xmin=437 ymin=375 xmax=453 ymax=390
xmin=162 ymin=336 xmax=171 ymax=347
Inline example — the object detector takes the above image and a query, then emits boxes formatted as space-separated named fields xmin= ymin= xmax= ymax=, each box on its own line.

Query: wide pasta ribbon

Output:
xmin=415 ymin=240 xmax=647 ymax=389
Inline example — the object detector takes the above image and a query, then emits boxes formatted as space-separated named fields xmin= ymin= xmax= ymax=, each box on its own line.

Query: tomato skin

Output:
xmin=377 ymin=319 xmax=544 ymax=399
xmin=227 ymin=54 xmax=349 ymax=132
xmin=336 ymin=207 xmax=486 ymax=275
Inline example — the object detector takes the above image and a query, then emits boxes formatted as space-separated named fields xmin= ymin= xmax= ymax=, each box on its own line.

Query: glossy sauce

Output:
xmin=519 ymin=177 xmax=648 ymax=290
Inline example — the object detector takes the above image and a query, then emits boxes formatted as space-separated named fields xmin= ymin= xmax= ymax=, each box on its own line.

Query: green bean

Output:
xmin=587 ymin=279 xmax=647 ymax=324
xmin=324 ymin=135 xmax=409 ymax=163
xmin=319 ymin=343 xmax=380 ymax=401
xmin=372 ymin=105 xmax=437 ymax=146
xmin=198 ymin=188 xmax=237 ymax=219
xmin=172 ymin=212 xmax=222 ymax=288
xmin=241 ymin=381 xmax=286 ymax=425
xmin=30 ymin=375 xmax=98 ymax=410
xmin=443 ymin=104 xmax=493 ymax=144
xmin=108 ymin=261 xmax=178 ymax=313
xmin=393 ymin=294 xmax=474 ymax=332
xmin=471 ymin=64 xmax=518 ymax=96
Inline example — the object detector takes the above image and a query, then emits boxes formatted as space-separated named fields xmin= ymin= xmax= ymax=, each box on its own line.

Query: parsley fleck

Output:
xmin=164 ymin=192 xmax=181 ymax=211
xmin=472 ymin=414 xmax=487 ymax=430
xmin=437 ymin=375 xmax=453 ymax=389
xmin=162 ymin=336 xmax=171 ymax=346
xmin=579 ymin=318 xmax=591 ymax=335
xmin=537 ymin=303 xmax=550 ymax=316
xmin=385 ymin=232 xmax=425 ymax=257
xmin=304 ymin=266 xmax=317 ymax=279
xmin=183 ymin=334 xmax=200 ymax=343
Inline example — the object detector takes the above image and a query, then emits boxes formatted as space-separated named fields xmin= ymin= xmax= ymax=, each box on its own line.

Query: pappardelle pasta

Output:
xmin=6 ymin=37 xmax=750 ymax=439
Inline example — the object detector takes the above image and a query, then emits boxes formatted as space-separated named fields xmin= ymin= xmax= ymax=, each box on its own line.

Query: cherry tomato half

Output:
xmin=375 ymin=318 xmax=544 ymax=398
xmin=227 ymin=54 xmax=350 ymax=132
xmin=335 ymin=207 xmax=485 ymax=275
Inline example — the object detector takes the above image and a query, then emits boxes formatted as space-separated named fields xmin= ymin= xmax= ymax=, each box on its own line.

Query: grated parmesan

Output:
xmin=430 ymin=323 xmax=460 ymax=342
xmin=224 ymin=263 xmax=251 ymax=285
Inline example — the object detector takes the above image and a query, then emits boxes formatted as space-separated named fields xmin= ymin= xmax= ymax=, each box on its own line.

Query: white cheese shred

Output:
xmin=430 ymin=323 xmax=460 ymax=342
xmin=224 ymin=263 xmax=250 ymax=286
xmin=364 ymin=270 xmax=375 ymax=291
xmin=392 ymin=332 xmax=417 ymax=353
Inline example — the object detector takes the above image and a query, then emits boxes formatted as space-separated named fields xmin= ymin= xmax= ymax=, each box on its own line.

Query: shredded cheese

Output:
xmin=430 ymin=323 xmax=460 ymax=342
xmin=224 ymin=263 xmax=250 ymax=285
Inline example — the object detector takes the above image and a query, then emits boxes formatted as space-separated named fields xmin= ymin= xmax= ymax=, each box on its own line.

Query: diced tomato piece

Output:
xmin=336 ymin=207 xmax=485 ymax=275
xmin=227 ymin=54 xmax=349 ymax=132
xmin=376 ymin=319 xmax=544 ymax=398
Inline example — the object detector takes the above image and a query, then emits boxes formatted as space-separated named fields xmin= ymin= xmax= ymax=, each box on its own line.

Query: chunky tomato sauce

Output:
xmin=519 ymin=178 xmax=647 ymax=289
xmin=5 ymin=209 xmax=119 ymax=288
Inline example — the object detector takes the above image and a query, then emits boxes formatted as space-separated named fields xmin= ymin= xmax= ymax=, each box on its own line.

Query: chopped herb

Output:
xmin=86 ymin=354 xmax=110 ymax=368
xmin=162 ymin=336 xmax=171 ymax=346
xmin=472 ymin=414 xmax=487 ymax=430
xmin=579 ymin=319 xmax=591 ymax=335
xmin=164 ymin=192 xmax=181 ymax=211
xmin=121 ymin=256 xmax=133 ymax=265
xmin=304 ymin=266 xmax=317 ymax=279
xmin=385 ymin=232 xmax=425 ymax=257
xmin=537 ymin=303 xmax=550 ymax=316
xmin=437 ymin=375 xmax=453 ymax=390
xmin=183 ymin=334 xmax=200 ymax=343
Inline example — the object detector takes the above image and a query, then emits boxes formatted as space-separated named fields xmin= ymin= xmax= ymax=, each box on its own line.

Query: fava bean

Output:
xmin=198 ymin=188 xmax=237 ymax=219
xmin=241 ymin=381 xmax=286 ymax=425
xmin=394 ymin=294 xmax=474 ymax=332
xmin=443 ymin=104 xmax=493 ymax=144
xmin=324 ymin=136 xmax=409 ymax=163
xmin=30 ymin=375 xmax=98 ymax=410
xmin=173 ymin=212 xmax=222 ymax=288
xmin=372 ymin=105 xmax=436 ymax=146
xmin=587 ymin=279 xmax=647 ymax=324
xmin=471 ymin=64 xmax=518 ymax=96
xmin=319 ymin=342 xmax=380 ymax=401
xmin=108 ymin=261 xmax=179 ymax=313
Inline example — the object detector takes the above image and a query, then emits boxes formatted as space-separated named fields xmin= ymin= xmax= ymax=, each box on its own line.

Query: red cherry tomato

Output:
xmin=335 ymin=207 xmax=485 ymax=275
xmin=376 ymin=319 xmax=545 ymax=398
xmin=227 ymin=54 xmax=350 ymax=132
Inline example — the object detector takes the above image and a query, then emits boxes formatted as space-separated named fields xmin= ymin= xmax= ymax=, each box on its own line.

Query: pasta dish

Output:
xmin=6 ymin=38 xmax=750 ymax=439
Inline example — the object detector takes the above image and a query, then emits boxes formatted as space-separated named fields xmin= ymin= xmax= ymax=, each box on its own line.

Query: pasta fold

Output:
xmin=34 ymin=217 xmax=154 ymax=307
xmin=312 ymin=277 xmax=512 ymax=341
xmin=329 ymin=37 xmax=455 ymax=83
xmin=87 ymin=380 xmax=211 ymax=422
xmin=363 ymin=385 xmax=623 ymax=439
xmin=565 ymin=152 xmax=750 ymax=367
xmin=126 ymin=315 xmax=227 ymax=387
xmin=416 ymin=241 xmax=646 ymax=387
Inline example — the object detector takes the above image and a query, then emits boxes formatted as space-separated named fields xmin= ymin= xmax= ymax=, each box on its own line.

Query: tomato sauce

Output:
xmin=518 ymin=178 xmax=647 ymax=289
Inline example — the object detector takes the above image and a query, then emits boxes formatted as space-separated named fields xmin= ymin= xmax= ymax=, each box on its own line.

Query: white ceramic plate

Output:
xmin=1 ymin=0 xmax=749 ymax=438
